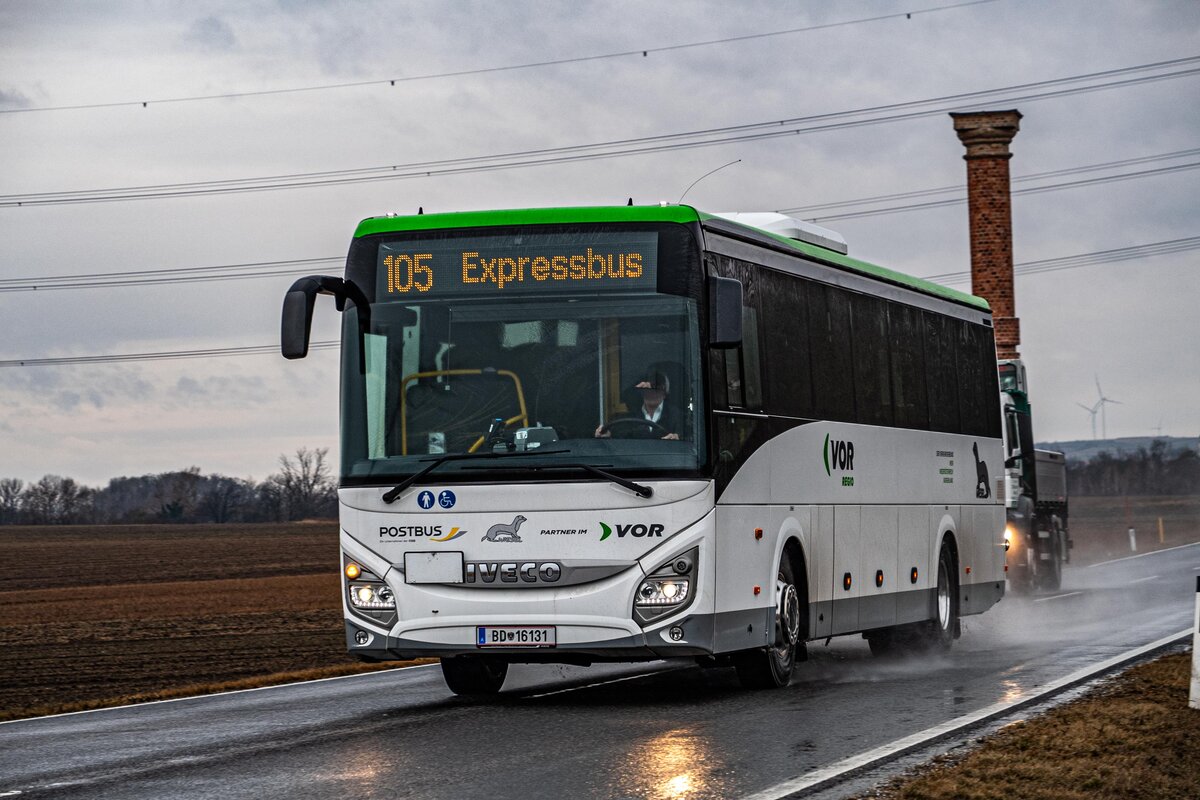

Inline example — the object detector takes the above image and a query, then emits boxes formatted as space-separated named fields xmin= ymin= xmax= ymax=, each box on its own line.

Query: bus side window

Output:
xmin=741 ymin=305 xmax=762 ymax=409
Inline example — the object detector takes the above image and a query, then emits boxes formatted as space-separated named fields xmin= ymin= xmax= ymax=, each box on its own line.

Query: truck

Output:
xmin=999 ymin=359 xmax=1072 ymax=592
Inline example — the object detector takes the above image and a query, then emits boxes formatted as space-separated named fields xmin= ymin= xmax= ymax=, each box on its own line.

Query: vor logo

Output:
xmin=599 ymin=522 xmax=665 ymax=541
xmin=823 ymin=433 xmax=855 ymax=476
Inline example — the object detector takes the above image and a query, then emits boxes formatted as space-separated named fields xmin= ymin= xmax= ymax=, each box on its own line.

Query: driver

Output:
xmin=594 ymin=370 xmax=680 ymax=440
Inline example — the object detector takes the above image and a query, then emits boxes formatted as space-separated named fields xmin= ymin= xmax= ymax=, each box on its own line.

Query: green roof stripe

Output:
xmin=352 ymin=205 xmax=988 ymax=311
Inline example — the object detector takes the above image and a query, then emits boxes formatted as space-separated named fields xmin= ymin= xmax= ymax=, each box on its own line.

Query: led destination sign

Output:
xmin=377 ymin=231 xmax=658 ymax=298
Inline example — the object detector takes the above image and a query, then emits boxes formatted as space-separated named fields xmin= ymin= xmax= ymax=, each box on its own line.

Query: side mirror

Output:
xmin=709 ymin=276 xmax=743 ymax=348
xmin=281 ymin=275 xmax=370 ymax=360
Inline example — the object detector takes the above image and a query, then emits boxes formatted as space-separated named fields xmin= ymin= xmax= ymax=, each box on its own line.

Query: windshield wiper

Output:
xmin=381 ymin=449 xmax=570 ymax=504
xmin=463 ymin=461 xmax=653 ymax=499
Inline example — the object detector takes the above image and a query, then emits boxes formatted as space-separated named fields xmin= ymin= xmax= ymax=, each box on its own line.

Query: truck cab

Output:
xmin=999 ymin=359 xmax=1071 ymax=592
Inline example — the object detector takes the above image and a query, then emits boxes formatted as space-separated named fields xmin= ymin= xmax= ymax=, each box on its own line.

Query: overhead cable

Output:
xmin=778 ymin=146 xmax=1200 ymax=215
xmin=2 ymin=238 xmax=1193 ymax=367
xmin=924 ymin=236 xmax=1200 ymax=285
xmin=3 ymin=56 xmax=1198 ymax=207
xmin=0 ymin=1 xmax=1000 ymax=114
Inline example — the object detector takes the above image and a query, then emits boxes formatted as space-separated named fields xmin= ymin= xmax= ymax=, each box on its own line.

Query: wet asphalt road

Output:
xmin=2 ymin=543 xmax=1197 ymax=800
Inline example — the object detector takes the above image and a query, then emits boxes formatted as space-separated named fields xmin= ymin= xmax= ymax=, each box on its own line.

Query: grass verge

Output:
xmin=858 ymin=651 xmax=1200 ymax=800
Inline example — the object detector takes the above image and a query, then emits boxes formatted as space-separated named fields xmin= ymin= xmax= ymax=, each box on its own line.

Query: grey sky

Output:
xmin=1 ymin=0 xmax=1198 ymax=486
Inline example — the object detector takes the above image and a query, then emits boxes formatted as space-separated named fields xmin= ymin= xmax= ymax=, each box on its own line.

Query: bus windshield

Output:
xmin=340 ymin=294 xmax=705 ymax=483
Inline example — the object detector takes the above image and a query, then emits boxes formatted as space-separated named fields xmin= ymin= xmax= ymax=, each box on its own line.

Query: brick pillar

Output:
xmin=950 ymin=110 xmax=1022 ymax=359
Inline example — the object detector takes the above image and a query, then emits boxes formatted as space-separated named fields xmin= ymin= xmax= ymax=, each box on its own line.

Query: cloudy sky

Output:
xmin=1 ymin=0 xmax=1198 ymax=486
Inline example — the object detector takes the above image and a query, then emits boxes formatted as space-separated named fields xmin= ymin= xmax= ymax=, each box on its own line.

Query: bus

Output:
xmin=281 ymin=205 xmax=1006 ymax=694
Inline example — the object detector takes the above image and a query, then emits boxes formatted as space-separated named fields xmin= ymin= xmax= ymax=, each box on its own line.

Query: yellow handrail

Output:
xmin=398 ymin=369 xmax=528 ymax=455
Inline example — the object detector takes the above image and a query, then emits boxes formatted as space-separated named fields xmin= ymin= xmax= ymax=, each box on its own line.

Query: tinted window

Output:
xmin=759 ymin=271 xmax=812 ymax=417
xmin=923 ymin=311 xmax=961 ymax=434
xmin=809 ymin=284 xmax=855 ymax=422
xmin=850 ymin=293 xmax=893 ymax=426
xmin=888 ymin=301 xmax=929 ymax=429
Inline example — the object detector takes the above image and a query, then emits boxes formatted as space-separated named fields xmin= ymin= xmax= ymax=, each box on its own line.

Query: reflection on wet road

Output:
xmin=1 ymin=543 xmax=1195 ymax=799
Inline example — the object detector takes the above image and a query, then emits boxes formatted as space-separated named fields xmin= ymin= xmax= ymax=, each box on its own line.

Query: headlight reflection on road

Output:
xmin=616 ymin=728 xmax=724 ymax=799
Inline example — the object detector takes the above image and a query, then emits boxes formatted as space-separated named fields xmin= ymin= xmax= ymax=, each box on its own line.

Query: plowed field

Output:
xmin=0 ymin=523 xmax=404 ymax=721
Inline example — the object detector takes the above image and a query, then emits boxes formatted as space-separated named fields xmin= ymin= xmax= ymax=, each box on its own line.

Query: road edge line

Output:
xmin=0 ymin=662 xmax=439 ymax=727
xmin=1088 ymin=541 xmax=1200 ymax=568
xmin=740 ymin=627 xmax=1192 ymax=800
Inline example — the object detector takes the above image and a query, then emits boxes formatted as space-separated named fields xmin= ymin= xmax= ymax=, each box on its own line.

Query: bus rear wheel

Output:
xmin=912 ymin=544 xmax=958 ymax=652
xmin=440 ymin=655 xmax=508 ymax=695
xmin=735 ymin=555 xmax=805 ymax=689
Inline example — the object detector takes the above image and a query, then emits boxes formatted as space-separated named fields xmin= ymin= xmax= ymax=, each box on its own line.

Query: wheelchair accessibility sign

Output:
xmin=417 ymin=490 xmax=456 ymax=510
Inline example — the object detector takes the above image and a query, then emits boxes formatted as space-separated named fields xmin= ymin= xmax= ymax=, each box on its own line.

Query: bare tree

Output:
xmin=21 ymin=475 xmax=92 ymax=524
xmin=273 ymin=447 xmax=333 ymax=520
xmin=0 ymin=478 xmax=23 ymax=524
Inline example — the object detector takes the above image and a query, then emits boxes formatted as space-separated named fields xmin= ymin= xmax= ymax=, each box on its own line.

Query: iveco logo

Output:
xmin=465 ymin=561 xmax=562 ymax=584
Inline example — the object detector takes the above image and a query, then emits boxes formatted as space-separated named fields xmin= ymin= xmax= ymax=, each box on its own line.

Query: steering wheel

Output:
xmin=602 ymin=417 xmax=672 ymax=439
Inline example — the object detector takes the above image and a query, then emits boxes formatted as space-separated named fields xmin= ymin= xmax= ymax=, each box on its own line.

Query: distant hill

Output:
xmin=1038 ymin=436 xmax=1200 ymax=463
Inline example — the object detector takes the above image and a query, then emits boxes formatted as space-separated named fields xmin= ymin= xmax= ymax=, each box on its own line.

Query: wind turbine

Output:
xmin=1095 ymin=376 xmax=1122 ymax=440
xmin=1077 ymin=400 xmax=1100 ymax=440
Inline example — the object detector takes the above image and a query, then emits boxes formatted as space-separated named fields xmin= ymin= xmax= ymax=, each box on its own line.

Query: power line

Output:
xmin=0 ymin=256 xmax=341 ymax=292
xmin=2 ymin=149 xmax=1196 ymax=294
xmin=3 ymin=237 xmax=1192 ymax=368
xmin=799 ymin=161 xmax=1200 ymax=222
xmin=923 ymin=236 xmax=1200 ymax=285
xmin=0 ymin=341 xmax=338 ymax=368
xmin=778 ymin=147 xmax=1200 ymax=215
xmin=0 ymin=1 xmax=1000 ymax=115
xmin=3 ymin=55 xmax=1198 ymax=207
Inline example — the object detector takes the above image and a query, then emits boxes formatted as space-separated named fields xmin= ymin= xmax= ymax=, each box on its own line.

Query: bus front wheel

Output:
xmin=440 ymin=655 xmax=508 ymax=695
xmin=735 ymin=555 xmax=805 ymax=689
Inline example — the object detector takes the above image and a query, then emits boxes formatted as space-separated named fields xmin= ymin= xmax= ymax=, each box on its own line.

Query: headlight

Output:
xmin=637 ymin=578 xmax=691 ymax=606
xmin=348 ymin=582 xmax=395 ymax=610
xmin=634 ymin=546 xmax=699 ymax=626
xmin=1003 ymin=525 xmax=1016 ymax=552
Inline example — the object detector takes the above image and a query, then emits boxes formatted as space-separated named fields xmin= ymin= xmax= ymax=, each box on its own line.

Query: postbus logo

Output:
xmin=379 ymin=525 xmax=467 ymax=542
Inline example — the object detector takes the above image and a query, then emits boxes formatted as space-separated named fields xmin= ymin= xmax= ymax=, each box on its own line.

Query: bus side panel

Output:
xmin=897 ymin=506 xmax=932 ymax=624
xmin=830 ymin=506 xmax=861 ymax=634
xmin=712 ymin=503 xmax=773 ymax=653
xmin=810 ymin=505 xmax=835 ymax=639
xmin=962 ymin=503 xmax=1005 ymax=616
xmin=858 ymin=505 xmax=898 ymax=631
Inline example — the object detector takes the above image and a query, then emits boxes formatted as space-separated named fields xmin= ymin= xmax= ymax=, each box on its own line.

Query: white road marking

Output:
xmin=523 ymin=669 xmax=676 ymax=699
xmin=1129 ymin=575 xmax=1160 ymax=585
xmin=1034 ymin=591 xmax=1083 ymax=603
xmin=0 ymin=790 xmax=24 ymax=797
xmin=739 ymin=627 xmax=1191 ymax=800
xmin=0 ymin=662 xmax=440 ymax=727
xmin=1089 ymin=542 xmax=1200 ymax=568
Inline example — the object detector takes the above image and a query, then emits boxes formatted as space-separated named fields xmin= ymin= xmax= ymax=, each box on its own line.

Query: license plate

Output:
xmin=476 ymin=625 xmax=556 ymax=648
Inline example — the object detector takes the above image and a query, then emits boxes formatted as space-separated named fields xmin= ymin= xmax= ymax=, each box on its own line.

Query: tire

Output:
xmin=865 ymin=629 xmax=899 ymax=657
xmin=440 ymin=656 xmax=508 ymax=696
xmin=911 ymin=543 xmax=957 ymax=652
xmin=736 ymin=554 xmax=806 ymax=689
xmin=1036 ymin=525 xmax=1064 ymax=591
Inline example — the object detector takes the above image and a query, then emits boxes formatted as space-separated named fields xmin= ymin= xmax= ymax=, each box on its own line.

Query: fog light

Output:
xmin=669 ymin=625 xmax=684 ymax=641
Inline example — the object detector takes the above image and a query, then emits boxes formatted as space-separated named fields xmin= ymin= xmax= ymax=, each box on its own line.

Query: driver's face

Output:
xmin=640 ymin=387 xmax=665 ymax=405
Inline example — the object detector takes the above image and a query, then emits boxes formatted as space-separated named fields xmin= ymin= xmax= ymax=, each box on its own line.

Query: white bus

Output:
xmin=281 ymin=205 xmax=1006 ymax=694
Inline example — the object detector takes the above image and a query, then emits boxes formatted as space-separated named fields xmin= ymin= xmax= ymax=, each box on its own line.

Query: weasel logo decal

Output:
xmin=972 ymin=442 xmax=991 ymax=499
xmin=482 ymin=515 xmax=527 ymax=543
